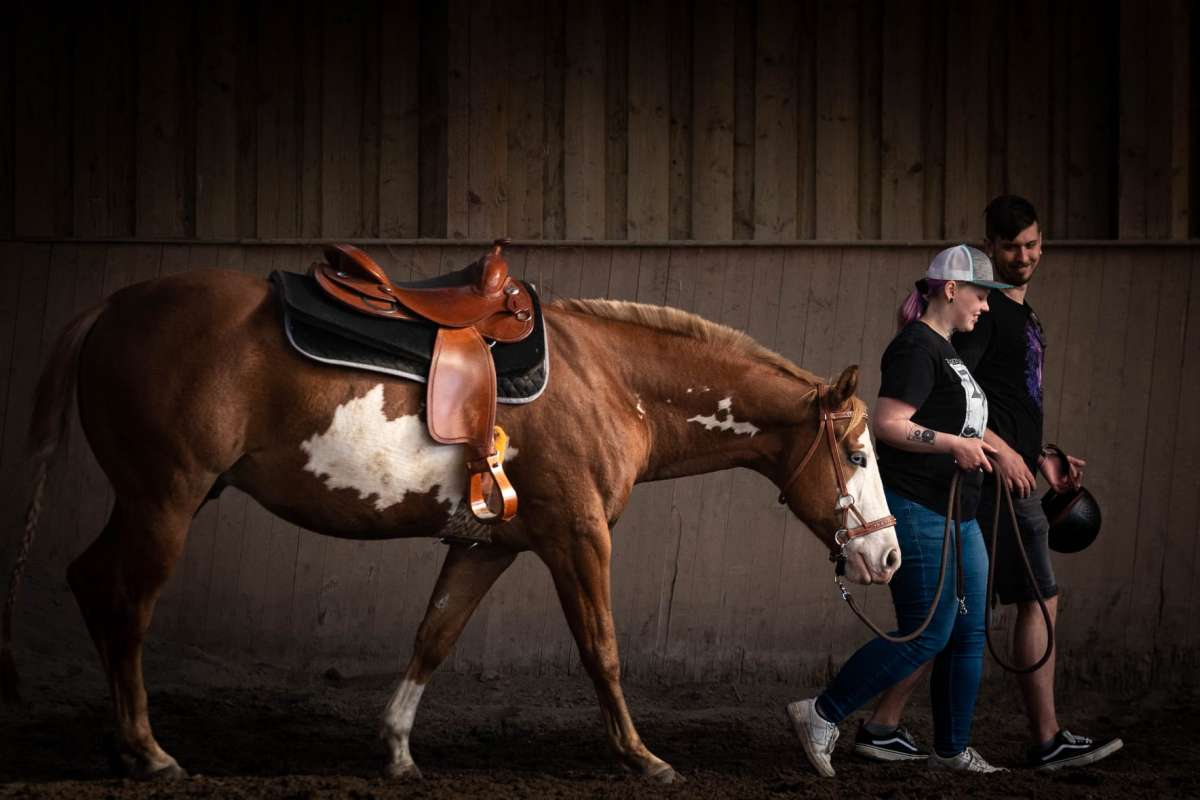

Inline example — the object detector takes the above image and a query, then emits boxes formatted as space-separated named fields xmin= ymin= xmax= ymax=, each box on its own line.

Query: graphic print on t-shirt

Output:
xmin=945 ymin=358 xmax=988 ymax=438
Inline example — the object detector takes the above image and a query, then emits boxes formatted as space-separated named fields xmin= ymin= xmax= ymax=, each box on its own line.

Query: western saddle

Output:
xmin=310 ymin=239 xmax=535 ymax=524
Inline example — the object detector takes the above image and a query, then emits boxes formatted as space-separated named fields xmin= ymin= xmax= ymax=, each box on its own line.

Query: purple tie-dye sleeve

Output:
xmin=1025 ymin=318 xmax=1044 ymax=410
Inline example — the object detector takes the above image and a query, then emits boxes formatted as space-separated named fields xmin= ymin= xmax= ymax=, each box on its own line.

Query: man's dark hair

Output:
xmin=984 ymin=195 xmax=1039 ymax=241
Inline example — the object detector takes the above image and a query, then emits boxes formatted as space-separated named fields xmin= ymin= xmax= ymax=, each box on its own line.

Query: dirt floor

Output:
xmin=1 ymin=639 xmax=1196 ymax=799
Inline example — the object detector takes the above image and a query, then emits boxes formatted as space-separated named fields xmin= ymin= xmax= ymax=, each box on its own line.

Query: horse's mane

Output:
xmin=552 ymin=298 xmax=822 ymax=382
xmin=552 ymin=298 xmax=868 ymax=440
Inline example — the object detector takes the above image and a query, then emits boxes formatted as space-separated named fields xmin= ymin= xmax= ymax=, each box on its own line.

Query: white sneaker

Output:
xmin=928 ymin=746 xmax=1007 ymax=773
xmin=786 ymin=699 xmax=839 ymax=777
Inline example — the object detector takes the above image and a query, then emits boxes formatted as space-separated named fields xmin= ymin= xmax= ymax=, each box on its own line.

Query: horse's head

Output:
xmin=777 ymin=365 xmax=900 ymax=585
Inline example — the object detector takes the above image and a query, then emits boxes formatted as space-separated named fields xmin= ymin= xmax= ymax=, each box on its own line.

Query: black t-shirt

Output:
xmin=877 ymin=321 xmax=988 ymax=519
xmin=952 ymin=290 xmax=1045 ymax=475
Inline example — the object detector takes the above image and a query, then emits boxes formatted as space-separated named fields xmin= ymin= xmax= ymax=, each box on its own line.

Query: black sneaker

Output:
xmin=1028 ymin=729 xmax=1123 ymax=771
xmin=853 ymin=722 xmax=929 ymax=761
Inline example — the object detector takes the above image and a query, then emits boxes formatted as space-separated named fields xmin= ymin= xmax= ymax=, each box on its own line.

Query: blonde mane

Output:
xmin=552 ymin=298 xmax=868 ymax=439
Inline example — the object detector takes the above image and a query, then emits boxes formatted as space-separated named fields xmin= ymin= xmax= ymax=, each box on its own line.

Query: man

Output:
xmin=852 ymin=196 xmax=1123 ymax=771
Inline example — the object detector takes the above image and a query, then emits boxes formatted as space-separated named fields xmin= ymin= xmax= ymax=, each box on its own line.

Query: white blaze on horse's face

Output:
xmin=687 ymin=397 xmax=760 ymax=437
xmin=840 ymin=429 xmax=900 ymax=584
xmin=300 ymin=384 xmax=516 ymax=512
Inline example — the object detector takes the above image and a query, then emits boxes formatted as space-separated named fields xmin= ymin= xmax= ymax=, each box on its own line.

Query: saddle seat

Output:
xmin=309 ymin=240 xmax=536 ymax=525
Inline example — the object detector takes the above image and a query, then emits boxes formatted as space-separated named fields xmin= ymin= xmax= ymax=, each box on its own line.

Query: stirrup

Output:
xmin=468 ymin=453 xmax=518 ymax=523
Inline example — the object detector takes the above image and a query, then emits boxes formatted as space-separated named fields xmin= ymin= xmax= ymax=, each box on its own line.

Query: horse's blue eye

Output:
xmin=848 ymin=451 xmax=867 ymax=468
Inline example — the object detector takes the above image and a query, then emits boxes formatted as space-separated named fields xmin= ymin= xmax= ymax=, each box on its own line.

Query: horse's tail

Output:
xmin=1 ymin=302 xmax=107 ymax=704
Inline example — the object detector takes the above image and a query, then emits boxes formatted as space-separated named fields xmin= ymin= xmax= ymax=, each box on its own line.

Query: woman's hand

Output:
xmin=948 ymin=436 xmax=997 ymax=472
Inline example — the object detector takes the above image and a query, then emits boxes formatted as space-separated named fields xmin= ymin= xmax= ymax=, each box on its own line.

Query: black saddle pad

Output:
xmin=269 ymin=271 xmax=548 ymax=403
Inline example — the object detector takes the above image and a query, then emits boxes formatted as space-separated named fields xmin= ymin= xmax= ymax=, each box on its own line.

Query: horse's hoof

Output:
xmin=143 ymin=762 xmax=188 ymax=781
xmin=384 ymin=761 xmax=423 ymax=780
xmin=647 ymin=764 xmax=683 ymax=784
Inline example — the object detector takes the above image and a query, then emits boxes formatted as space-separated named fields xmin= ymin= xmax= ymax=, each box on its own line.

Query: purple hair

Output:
xmin=896 ymin=279 xmax=948 ymax=331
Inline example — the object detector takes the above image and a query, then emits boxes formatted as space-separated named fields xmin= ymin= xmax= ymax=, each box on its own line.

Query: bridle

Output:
xmin=776 ymin=384 xmax=896 ymax=564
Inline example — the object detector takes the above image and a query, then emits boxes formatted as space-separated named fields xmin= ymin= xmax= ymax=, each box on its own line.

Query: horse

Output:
xmin=1 ymin=264 xmax=901 ymax=783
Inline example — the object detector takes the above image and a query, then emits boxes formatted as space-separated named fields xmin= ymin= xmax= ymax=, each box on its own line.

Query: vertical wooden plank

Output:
xmin=1167 ymin=0 xmax=1190 ymax=239
xmin=468 ymin=0 xmax=508 ymax=238
xmin=922 ymin=1 xmax=945 ymax=239
xmin=691 ymin=0 xmax=734 ymax=240
xmin=445 ymin=0 xmax=470 ymax=238
xmin=0 ymin=247 xmax=51 ymax=515
xmin=604 ymin=0 xmax=629 ymax=240
xmin=257 ymin=3 xmax=302 ymax=238
xmin=1164 ymin=253 xmax=1200 ymax=644
xmin=300 ymin=0 xmax=323 ymax=238
xmin=563 ymin=0 xmax=606 ymax=239
xmin=1005 ymin=0 xmax=1051 ymax=233
xmin=944 ymin=0 xmax=990 ymax=239
xmin=507 ymin=0 xmax=545 ymax=239
xmin=0 ymin=19 xmax=11 ymax=238
xmin=1141 ymin=0 xmax=1186 ymax=241
xmin=753 ymin=0 xmax=798 ymax=240
xmin=195 ymin=0 xmax=240 ymax=239
xmin=73 ymin=5 xmax=135 ymax=237
xmin=1066 ymin=0 xmax=1115 ymax=238
xmin=880 ymin=1 xmax=924 ymax=238
xmin=795 ymin=3 xmax=817 ymax=240
xmin=815 ymin=0 xmax=860 ymax=239
xmin=627 ymin=0 xmax=669 ymax=241
xmin=541 ymin=4 xmax=566 ymax=240
xmin=418 ymin=0 xmax=447 ymax=238
xmin=360 ymin=1 xmax=381 ymax=238
xmin=135 ymin=3 xmax=193 ymax=237
xmin=1125 ymin=251 xmax=1187 ymax=652
xmin=986 ymin=0 xmax=1008 ymax=203
xmin=668 ymin=0 xmax=692 ymax=240
xmin=378 ymin=2 xmax=420 ymax=237
xmin=1118 ymin=0 xmax=1147 ymax=239
xmin=732 ymin=1 xmax=755 ymax=240
xmin=1032 ymin=249 xmax=1076 ymax=448
xmin=857 ymin=0 xmax=881 ymax=240
xmin=13 ymin=8 xmax=70 ymax=237
xmin=321 ymin=4 xmax=365 ymax=238
xmin=1049 ymin=1 xmax=1070 ymax=238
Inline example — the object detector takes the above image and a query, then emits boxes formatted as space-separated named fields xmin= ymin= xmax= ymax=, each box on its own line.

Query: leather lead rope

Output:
xmin=983 ymin=475 xmax=1055 ymax=673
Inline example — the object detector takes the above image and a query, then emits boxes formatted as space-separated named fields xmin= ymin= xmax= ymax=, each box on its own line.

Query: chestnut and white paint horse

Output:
xmin=1 ymin=267 xmax=900 ymax=782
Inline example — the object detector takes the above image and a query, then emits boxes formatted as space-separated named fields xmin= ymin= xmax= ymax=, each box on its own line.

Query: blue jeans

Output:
xmin=816 ymin=489 xmax=987 ymax=757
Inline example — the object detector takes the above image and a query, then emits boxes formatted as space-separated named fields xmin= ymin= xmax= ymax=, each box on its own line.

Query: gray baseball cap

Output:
xmin=919 ymin=244 xmax=1012 ymax=290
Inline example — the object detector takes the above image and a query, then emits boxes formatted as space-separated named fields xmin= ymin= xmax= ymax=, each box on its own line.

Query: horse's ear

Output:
xmin=829 ymin=365 xmax=859 ymax=407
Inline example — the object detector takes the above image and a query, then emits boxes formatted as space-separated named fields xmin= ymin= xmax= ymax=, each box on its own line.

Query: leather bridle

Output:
xmin=777 ymin=385 xmax=897 ymax=562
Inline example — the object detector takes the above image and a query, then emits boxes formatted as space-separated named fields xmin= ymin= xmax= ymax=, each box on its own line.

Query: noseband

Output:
xmin=776 ymin=385 xmax=896 ymax=561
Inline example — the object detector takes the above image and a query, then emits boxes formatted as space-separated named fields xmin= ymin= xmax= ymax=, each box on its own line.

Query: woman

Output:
xmin=787 ymin=245 xmax=1010 ymax=776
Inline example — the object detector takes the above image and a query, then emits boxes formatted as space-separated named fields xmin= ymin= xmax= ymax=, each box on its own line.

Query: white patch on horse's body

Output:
xmin=382 ymin=678 xmax=427 ymax=773
xmin=300 ymin=384 xmax=517 ymax=514
xmin=687 ymin=396 xmax=760 ymax=437
xmin=433 ymin=594 xmax=449 ymax=610
xmin=635 ymin=395 xmax=646 ymax=419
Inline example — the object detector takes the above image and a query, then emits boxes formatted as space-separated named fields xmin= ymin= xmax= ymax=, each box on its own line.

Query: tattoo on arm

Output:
xmin=907 ymin=427 xmax=936 ymax=445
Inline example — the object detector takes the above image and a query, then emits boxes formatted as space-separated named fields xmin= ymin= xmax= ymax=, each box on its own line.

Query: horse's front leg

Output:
xmin=537 ymin=518 xmax=680 ymax=783
xmin=381 ymin=542 xmax=516 ymax=779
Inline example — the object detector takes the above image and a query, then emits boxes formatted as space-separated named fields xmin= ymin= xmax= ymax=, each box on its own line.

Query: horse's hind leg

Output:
xmin=382 ymin=543 xmax=517 ymax=779
xmin=537 ymin=517 xmax=679 ymax=783
xmin=67 ymin=500 xmax=191 ymax=779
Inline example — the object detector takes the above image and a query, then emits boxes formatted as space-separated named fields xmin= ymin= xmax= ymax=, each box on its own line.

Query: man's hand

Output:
xmin=993 ymin=438 xmax=1036 ymax=498
xmin=1042 ymin=450 xmax=1086 ymax=493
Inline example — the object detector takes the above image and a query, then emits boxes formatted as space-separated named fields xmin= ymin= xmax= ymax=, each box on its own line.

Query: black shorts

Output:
xmin=976 ymin=479 xmax=1059 ymax=606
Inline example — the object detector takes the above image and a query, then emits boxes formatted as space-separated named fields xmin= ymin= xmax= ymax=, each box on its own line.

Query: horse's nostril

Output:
xmin=884 ymin=548 xmax=901 ymax=570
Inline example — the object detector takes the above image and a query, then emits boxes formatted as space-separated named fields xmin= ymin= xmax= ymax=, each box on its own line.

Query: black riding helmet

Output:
xmin=1040 ymin=445 xmax=1102 ymax=553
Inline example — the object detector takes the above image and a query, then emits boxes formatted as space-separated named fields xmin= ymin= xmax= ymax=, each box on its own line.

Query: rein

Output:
xmin=835 ymin=456 xmax=1055 ymax=671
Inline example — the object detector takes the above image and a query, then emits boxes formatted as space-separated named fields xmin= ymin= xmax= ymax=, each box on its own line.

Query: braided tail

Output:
xmin=1 ymin=303 xmax=106 ymax=704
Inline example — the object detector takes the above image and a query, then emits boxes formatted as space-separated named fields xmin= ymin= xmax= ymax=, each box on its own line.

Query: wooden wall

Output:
xmin=2 ymin=0 xmax=1195 ymax=243
xmin=2 ymin=242 xmax=1198 ymax=688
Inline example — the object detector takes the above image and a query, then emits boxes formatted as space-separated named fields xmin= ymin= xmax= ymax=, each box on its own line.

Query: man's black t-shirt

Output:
xmin=877 ymin=321 xmax=989 ymax=519
xmin=952 ymin=290 xmax=1044 ymax=474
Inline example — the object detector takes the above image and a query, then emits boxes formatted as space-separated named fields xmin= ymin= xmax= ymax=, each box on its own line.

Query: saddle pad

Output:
xmin=269 ymin=271 xmax=548 ymax=403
